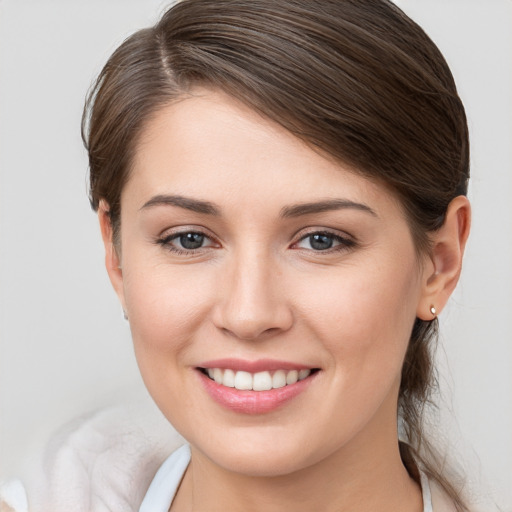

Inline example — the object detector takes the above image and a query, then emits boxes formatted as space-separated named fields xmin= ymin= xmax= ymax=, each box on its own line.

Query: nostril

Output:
xmin=220 ymin=325 xmax=283 ymax=341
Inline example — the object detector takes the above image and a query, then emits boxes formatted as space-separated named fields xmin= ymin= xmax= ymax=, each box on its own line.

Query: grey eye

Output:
xmin=308 ymin=234 xmax=334 ymax=250
xmin=295 ymin=231 xmax=355 ymax=252
xmin=178 ymin=232 xmax=205 ymax=250
xmin=158 ymin=229 xmax=217 ymax=254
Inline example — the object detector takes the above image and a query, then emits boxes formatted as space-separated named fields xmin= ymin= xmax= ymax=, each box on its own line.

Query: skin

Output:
xmin=99 ymin=89 xmax=470 ymax=512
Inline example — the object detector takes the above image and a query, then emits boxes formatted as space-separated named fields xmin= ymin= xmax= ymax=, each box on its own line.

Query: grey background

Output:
xmin=1 ymin=0 xmax=511 ymax=509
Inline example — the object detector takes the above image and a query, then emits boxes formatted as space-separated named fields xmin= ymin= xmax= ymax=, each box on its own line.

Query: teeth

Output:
xmin=223 ymin=369 xmax=235 ymax=388
xmin=298 ymin=369 xmax=311 ymax=380
xmin=213 ymin=368 xmax=223 ymax=384
xmin=234 ymin=371 xmax=253 ymax=390
xmin=204 ymin=368 xmax=313 ymax=390
xmin=272 ymin=370 xmax=287 ymax=389
xmin=286 ymin=370 xmax=298 ymax=385
xmin=253 ymin=371 xmax=272 ymax=391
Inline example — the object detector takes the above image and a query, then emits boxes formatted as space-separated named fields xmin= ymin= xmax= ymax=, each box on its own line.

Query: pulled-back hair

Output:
xmin=82 ymin=0 xmax=470 ymax=508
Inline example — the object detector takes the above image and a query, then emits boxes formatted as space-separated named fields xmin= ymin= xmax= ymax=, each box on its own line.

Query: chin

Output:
xmin=187 ymin=424 xmax=335 ymax=478
xmin=205 ymin=445 xmax=315 ymax=478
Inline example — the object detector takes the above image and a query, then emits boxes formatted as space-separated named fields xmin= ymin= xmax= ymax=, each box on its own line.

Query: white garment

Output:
xmin=1 ymin=401 xmax=186 ymax=512
xmin=139 ymin=444 xmax=444 ymax=512
xmin=139 ymin=445 xmax=191 ymax=512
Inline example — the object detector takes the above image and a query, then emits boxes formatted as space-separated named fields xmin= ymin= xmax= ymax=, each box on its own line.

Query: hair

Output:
xmin=82 ymin=0 xmax=470 ymax=508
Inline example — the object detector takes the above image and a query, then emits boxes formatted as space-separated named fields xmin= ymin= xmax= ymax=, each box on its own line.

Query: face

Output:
xmin=108 ymin=89 xmax=431 ymax=477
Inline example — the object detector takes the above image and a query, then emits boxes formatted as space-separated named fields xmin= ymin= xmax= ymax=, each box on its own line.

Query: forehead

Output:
xmin=126 ymin=89 xmax=402 ymax=220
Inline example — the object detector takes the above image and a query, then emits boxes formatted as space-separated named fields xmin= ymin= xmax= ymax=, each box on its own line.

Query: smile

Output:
xmin=202 ymin=368 xmax=313 ymax=391
xmin=196 ymin=361 xmax=320 ymax=414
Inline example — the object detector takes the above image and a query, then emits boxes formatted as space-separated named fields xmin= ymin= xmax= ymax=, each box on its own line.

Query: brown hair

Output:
xmin=82 ymin=0 xmax=470 ymax=508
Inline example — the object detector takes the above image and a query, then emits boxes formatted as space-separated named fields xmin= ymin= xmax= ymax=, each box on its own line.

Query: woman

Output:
xmin=85 ymin=0 xmax=472 ymax=511
xmin=0 ymin=0 xmax=474 ymax=511
xmin=78 ymin=0 xmax=475 ymax=510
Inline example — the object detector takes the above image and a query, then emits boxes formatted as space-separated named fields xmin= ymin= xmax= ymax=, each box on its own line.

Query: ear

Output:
xmin=98 ymin=200 xmax=126 ymax=310
xmin=417 ymin=195 xmax=471 ymax=320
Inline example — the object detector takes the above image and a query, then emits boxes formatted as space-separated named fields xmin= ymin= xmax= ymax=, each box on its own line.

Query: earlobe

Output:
xmin=417 ymin=196 xmax=471 ymax=320
xmin=98 ymin=200 xmax=126 ymax=309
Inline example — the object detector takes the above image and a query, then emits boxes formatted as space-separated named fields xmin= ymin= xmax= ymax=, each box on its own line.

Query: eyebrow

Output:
xmin=141 ymin=195 xmax=220 ymax=215
xmin=140 ymin=194 xmax=377 ymax=218
xmin=280 ymin=199 xmax=377 ymax=218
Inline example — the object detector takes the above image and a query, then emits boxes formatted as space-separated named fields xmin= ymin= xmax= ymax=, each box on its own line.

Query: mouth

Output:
xmin=196 ymin=361 xmax=320 ymax=414
xmin=198 ymin=367 xmax=319 ymax=391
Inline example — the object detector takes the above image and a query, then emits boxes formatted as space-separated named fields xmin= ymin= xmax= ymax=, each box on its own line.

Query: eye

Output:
xmin=176 ymin=232 xmax=207 ymax=250
xmin=157 ymin=230 xmax=217 ymax=254
xmin=294 ymin=231 xmax=355 ymax=252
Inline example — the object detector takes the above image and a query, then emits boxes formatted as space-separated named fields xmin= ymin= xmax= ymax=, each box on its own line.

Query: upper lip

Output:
xmin=197 ymin=358 xmax=317 ymax=373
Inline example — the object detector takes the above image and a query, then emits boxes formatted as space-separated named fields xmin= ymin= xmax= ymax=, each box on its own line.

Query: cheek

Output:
xmin=295 ymin=257 xmax=420 ymax=384
xmin=122 ymin=260 xmax=217 ymax=367
xmin=121 ymin=261 xmax=221 ymax=425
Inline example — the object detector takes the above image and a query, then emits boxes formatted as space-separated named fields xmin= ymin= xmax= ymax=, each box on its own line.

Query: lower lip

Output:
xmin=197 ymin=370 xmax=318 ymax=414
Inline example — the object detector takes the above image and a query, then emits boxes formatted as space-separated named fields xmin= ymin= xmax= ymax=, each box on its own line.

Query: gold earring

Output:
xmin=430 ymin=305 xmax=437 ymax=317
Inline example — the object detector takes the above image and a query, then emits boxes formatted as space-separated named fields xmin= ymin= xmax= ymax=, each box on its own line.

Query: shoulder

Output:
xmin=12 ymin=401 xmax=185 ymax=512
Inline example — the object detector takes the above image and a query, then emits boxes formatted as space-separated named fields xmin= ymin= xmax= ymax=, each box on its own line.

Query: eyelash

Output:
xmin=155 ymin=230 xmax=216 ymax=256
xmin=293 ymin=231 xmax=356 ymax=253
xmin=155 ymin=229 xmax=356 ymax=256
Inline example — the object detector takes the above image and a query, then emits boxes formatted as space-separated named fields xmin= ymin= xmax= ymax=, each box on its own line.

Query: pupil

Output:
xmin=180 ymin=233 xmax=204 ymax=249
xmin=310 ymin=234 xmax=333 ymax=250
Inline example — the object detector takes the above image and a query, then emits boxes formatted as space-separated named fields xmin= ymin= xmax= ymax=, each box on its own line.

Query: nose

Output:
xmin=212 ymin=250 xmax=293 ymax=341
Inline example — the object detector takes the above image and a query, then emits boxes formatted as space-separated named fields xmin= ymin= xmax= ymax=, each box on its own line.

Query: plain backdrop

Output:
xmin=0 ymin=0 xmax=511 ymax=509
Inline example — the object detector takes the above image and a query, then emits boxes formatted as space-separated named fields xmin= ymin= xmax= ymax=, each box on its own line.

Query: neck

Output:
xmin=180 ymin=450 xmax=420 ymax=512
